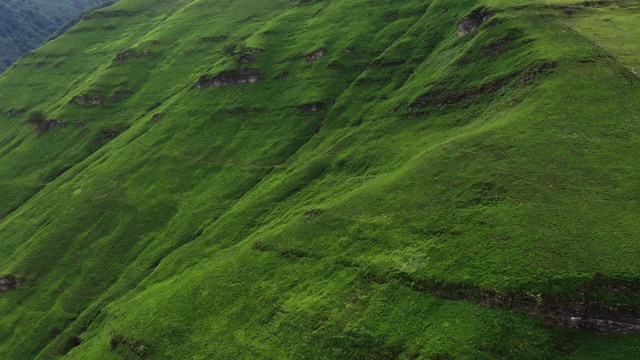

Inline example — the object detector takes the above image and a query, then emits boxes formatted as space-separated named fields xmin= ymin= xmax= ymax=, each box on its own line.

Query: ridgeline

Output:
xmin=1 ymin=0 xmax=640 ymax=358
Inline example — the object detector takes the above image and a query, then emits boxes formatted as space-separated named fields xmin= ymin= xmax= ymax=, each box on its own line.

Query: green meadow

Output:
xmin=1 ymin=0 xmax=640 ymax=358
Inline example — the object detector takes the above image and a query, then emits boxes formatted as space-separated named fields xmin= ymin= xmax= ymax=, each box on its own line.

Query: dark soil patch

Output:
xmin=484 ymin=36 xmax=521 ymax=57
xmin=101 ymin=128 xmax=127 ymax=139
xmin=251 ymin=240 xmax=274 ymax=252
xmin=26 ymin=111 xmax=62 ymax=133
xmin=455 ymin=181 xmax=506 ymax=207
xmin=520 ymin=60 xmax=558 ymax=85
xmin=63 ymin=336 xmax=83 ymax=353
xmin=274 ymin=71 xmax=289 ymax=80
xmin=458 ymin=7 xmax=492 ymax=37
xmin=408 ymin=75 xmax=515 ymax=112
xmin=279 ymin=248 xmax=311 ymax=259
xmin=201 ymin=35 xmax=228 ymax=43
xmin=34 ymin=120 xmax=62 ymax=133
xmin=456 ymin=30 xmax=526 ymax=66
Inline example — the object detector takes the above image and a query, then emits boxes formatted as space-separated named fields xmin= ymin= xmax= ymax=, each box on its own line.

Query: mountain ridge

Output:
xmin=1 ymin=0 xmax=640 ymax=358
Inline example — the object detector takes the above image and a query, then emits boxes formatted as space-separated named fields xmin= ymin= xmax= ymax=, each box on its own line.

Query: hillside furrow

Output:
xmin=1 ymin=0 xmax=640 ymax=358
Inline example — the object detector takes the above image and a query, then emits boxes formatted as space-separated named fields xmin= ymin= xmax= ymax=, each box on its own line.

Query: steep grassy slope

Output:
xmin=0 ymin=0 xmax=109 ymax=72
xmin=1 ymin=0 xmax=640 ymax=358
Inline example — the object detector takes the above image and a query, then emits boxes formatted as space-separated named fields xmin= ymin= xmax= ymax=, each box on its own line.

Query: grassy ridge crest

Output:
xmin=0 ymin=0 xmax=640 ymax=358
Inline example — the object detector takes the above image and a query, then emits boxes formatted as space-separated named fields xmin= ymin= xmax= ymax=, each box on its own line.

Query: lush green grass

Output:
xmin=0 ymin=0 xmax=640 ymax=358
xmin=564 ymin=0 xmax=640 ymax=72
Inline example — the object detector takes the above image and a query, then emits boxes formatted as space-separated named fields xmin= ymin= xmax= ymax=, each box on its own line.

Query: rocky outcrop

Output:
xmin=299 ymin=102 xmax=326 ymax=112
xmin=240 ymin=54 xmax=256 ymax=63
xmin=109 ymin=90 xmax=135 ymax=103
xmin=457 ymin=7 xmax=492 ymax=37
xmin=0 ymin=275 xmax=23 ymax=293
xmin=71 ymin=94 xmax=102 ymax=105
xmin=245 ymin=47 xmax=265 ymax=54
xmin=114 ymin=49 xmax=152 ymax=62
xmin=238 ymin=48 xmax=264 ymax=63
xmin=305 ymin=48 xmax=325 ymax=61
xmin=193 ymin=68 xmax=261 ymax=89
xmin=36 ymin=120 xmax=61 ymax=133
xmin=364 ymin=269 xmax=640 ymax=333
xmin=5 ymin=108 xmax=26 ymax=116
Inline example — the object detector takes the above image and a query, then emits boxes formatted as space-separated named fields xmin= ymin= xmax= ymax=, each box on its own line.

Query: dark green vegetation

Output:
xmin=1 ymin=0 xmax=640 ymax=358
xmin=0 ymin=0 xmax=108 ymax=72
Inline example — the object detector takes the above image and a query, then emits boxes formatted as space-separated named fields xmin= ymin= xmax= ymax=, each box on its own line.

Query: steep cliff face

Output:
xmin=0 ymin=0 xmax=640 ymax=358
xmin=0 ymin=0 xmax=106 ymax=72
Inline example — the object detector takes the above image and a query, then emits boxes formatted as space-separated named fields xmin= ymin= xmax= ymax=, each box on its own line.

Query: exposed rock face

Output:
xmin=299 ymin=102 xmax=326 ymax=112
xmin=114 ymin=49 xmax=152 ymax=62
xmin=240 ymin=54 xmax=256 ymax=63
xmin=35 ymin=120 xmax=61 ymax=133
xmin=457 ymin=7 xmax=492 ymax=37
xmin=245 ymin=47 xmax=265 ymax=54
xmin=305 ymin=48 xmax=325 ymax=61
xmin=193 ymin=68 xmax=261 ymax=89
xmin=379 ymin=271 xmax=640 ymax=334
xmin=238 ymin=48 xmax=264 ymax=63
xmin=0 ymin=275 xmax=22 ymax=293
xmin=152 ymin=113 xmax=163 ymax=121
xmin=71 ymin=94 xmax=102 ymax=105
xmin=109 ymin=90 xmax=135 ymax=103
xmin=115 ymin=51 xmax=135 ymax=61
xmin=520 ymin=61 xmax=557 ymax=84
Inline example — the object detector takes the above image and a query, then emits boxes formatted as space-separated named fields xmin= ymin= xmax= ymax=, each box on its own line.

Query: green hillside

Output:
xmin=0 ymin=0 xmax=107 ymax=72
xmin=0 ymin=0 xmax=640 ymax=358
